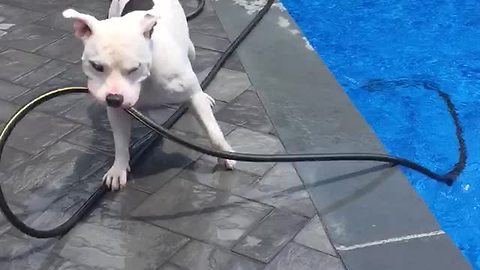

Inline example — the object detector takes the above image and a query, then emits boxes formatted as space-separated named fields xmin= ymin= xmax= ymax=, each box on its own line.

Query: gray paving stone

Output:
xmin=129 ymin=136 xmax=202 ymax=193
xmin=28 ymin=170 xmax=147 ymax=234
xmin=0 ymin=99 xmax=18 ymax=124
xmin=224 ymin=52 xmax=245 ymax=72
xmin=0 ymin=0 xmax=75 ymax=12
xmin=0 ymin=195 xmax=28 ymax=236
xmin=204 ymin=128 xmax=283 ymax=176
xmin=172 ymin=111 xmax=236 ymax=137
xmin=69 ymin=127 xmax=151 ymax=158
xmin=101 ymin=185 xmax=151 ymax=216
xmin=25 ymin=183 xmax=96 ymax=231
xmin=265 ymin=242 xmax=344 ymax=270
xmin=339 ymin=234 xmax=472 ymax=270
xmin=56 ymin=208 xmax=189 ymax=270
xmin=216 ymin=89 xmax=274 ymax=133
xmin=6 ymin=111 xmax=79 ymax=155
xmin=190 ymin=31 xmax=230 ymax=52
xmin=214 ymin=99 xmax=229 ymax=111
xmin=37 ymin=35 xmax=83 ymax=63
xmin=59 ymin=63 xmax=86 ymax=83
xmin=24 ymin=166 xmax=144 ymax=234
xmin=72 ymin=0 xmax=110 ymax=14
xmin=187 ymin=3 xmax=227 ymax=38
xmin=0 ymin=146 xmax=31 ymax=173
xmin=0 ymin=79 xmax=29 ymax=101
xmin=243 ymin=163 xmax=316 ymax=217
xmin=0 ymin=24 xmax=66 ymax=52
xmin=64 ymin=125 xmax=115 ymax=156
xmin=202 ymin=68 xmax=251 ymax=102
xmin=1 ymin=141 xmax=109 ymax=212
xmin=131 ymin=178 xmax=272 ymax=247
xmin=137 ymin=105 xmax=177 ymax=127
xmin=297 ymin=162 xmax=444 ymax=247
xmin=0 ymin=233 xmax=57 ymax=270
xmin=36 ymin=7 xmax=106 ymax=32
xmin=0 ymin=3 xmax=44 ymax=29
xmin=192 ymin=47 xmax=222 ymax=73
xmin=13 ymin=77 xmax=82 ymax=114
xmin=63 ymin=99 xmax=155 ymax=146
xmin=294 ymin=215 xmax=336 ymax=256
xmin=179 ymin=158 xmax=259 ymax=196
xmin=44 ymin=256 xmax=98 ymax=270
xmin=13 ymin=60 xmax=71 ymax=88
xmin=171 ymin=241 xmax=264 ymax=270
xmin=233 ymin=209 xmax=308 ymax=263
xmin=63 ymin=98 xmax=112 ymax=131
xmin=0 ymin=49 xmax=49 ymax=81
xmin=159 ymin=263 xmax=187 ymax=270
xmin=169 ymin=128 xmax=215 ymax=149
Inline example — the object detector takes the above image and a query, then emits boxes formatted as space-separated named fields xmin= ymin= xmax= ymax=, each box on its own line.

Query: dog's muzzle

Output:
xmin=105 ymin=94 xmax=124 ymax=108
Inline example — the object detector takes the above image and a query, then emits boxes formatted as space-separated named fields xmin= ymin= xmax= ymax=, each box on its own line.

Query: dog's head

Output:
xmin=63 ymin=8 xmax=159 ymax=108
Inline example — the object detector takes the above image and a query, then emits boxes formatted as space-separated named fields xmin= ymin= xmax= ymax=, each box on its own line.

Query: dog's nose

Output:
xmin=105 ymin=94 xmax=124 ymax=108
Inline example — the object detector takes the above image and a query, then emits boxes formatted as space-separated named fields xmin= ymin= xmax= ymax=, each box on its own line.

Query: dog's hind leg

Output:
xmin=108 ymin=0 xmax=122 ymax=18
xmin=189 ymin=91 xmax=236 ymax=169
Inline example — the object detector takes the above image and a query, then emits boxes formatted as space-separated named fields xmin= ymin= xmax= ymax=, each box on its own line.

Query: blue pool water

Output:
xmin=280 ymin=0 xmax=480 ymax=267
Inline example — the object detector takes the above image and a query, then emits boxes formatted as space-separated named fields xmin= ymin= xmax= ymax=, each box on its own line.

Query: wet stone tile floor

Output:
xmin=0 ymin=0 xmax=344 ymax=269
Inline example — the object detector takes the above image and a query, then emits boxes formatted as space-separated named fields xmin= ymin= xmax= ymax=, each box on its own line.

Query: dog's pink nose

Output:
xmin=106 ymin=94 xmax=123 ymax=108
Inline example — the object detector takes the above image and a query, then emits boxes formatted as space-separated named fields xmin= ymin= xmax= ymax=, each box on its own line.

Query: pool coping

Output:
xmin=209 ymin=0 xmax=473 ymax=269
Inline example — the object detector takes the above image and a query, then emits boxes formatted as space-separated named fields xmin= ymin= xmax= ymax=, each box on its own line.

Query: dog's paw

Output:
xmin=218 ymin=158 xmax=236 ymax=170
xmin=103 ymin=165 xmax=129 ymax=191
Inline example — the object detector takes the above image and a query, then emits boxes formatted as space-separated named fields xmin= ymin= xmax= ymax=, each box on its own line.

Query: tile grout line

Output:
xmin=335 ymin=230 xmax=445 ymax=251
xmin=155 ymin=236 xmax=193 ymax=269
xmin=229 ymin=206 xmax=275 ymax=252
xmin=293 ymin=241 xmax=341 ymax=259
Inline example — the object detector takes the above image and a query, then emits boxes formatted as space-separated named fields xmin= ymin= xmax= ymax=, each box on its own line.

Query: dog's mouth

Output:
xmin=89 ymin=92 xmax=136 ymax=109
xmin=105 ymin=101 xmax=135 ymax=109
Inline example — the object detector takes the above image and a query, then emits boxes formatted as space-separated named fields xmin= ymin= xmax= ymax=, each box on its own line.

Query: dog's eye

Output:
xmin=128 ymin=64 xmax=140 ymax=75
xmin=89 ymin=61 xmax=104 ymax=72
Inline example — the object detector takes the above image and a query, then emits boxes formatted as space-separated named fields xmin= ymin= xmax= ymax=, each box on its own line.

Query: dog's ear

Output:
xmin=141 ymin=13 xmax=160 ymax=39
xmin=63 ymin=9 xmax=98 ymax=40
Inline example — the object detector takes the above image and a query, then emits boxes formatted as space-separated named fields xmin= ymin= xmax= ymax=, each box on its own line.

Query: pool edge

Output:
xmin=209 ymin=0 xmax=473 ymax=269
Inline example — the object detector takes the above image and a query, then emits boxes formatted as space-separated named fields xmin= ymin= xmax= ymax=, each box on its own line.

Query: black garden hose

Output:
xmin=0 ymin=0 xmax=464 ymax=239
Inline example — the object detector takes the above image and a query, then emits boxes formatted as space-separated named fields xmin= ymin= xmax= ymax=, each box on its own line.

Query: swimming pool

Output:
xmin=279 ymin=0 xmax=480 ymax=267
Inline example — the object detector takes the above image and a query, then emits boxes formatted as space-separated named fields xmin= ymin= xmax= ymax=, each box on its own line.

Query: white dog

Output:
xmin=62 ymin=0 xmax=235 ymax=191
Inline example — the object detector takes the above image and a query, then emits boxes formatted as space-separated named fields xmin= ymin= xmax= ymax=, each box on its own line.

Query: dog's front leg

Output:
xmin=189 ymin=92 xmax=236 ymax=169
xmin=104 ymin=107 xmax=132 ymax=191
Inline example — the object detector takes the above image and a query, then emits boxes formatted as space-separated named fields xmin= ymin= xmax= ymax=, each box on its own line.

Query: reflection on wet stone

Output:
xmin=131 ymin=178 xmax=271 ymax=247
xmin=1 ymin=141 xmax=109 ymax=216
xmin=233 ymin=210 xmax=308 ymax=262
xmin=57 ymin=206 xmax=189 ymax=270
xmin=244 ymin=163 xmax=316 ymax=217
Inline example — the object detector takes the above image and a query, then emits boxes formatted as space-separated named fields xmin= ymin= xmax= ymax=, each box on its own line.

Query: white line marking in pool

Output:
xmin=335 ymin=230 xmax=445 ymax=251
